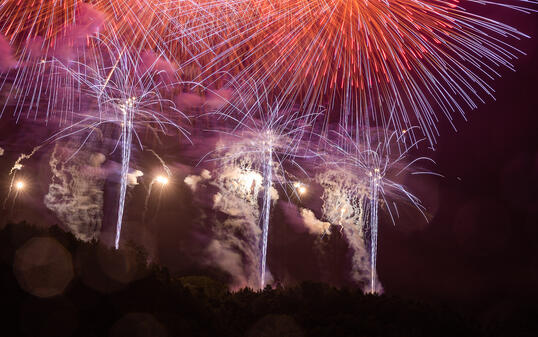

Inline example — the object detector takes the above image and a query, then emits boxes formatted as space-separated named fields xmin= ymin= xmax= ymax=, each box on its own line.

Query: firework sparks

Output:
xmin=46 ymin=34 xmax=189 ymax=249
xmin=155 ymin=175 xmax=169 ymax=185
xmin=293 ymin=181 xmax=307 ymax=196
xmin=3 ymin=145 xmax=42 ymax=210
xmin=204 ymin=85 xmax=321 ymax=288
xmin=319 ymin=126 xmax=433 ymax=292
xmin=143 ymin=173 xmax=171 ymax=222
xmin=188 ymin=0 xmax=536 ymax=145
xmin=0 ymin=0 xmax=535 ymax=292
xmin=14 ymin=180 xmax=24 ymax=190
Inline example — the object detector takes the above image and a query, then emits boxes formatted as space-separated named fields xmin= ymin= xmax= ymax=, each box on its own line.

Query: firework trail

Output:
xmin=0 ymin=0 xmax=534 ymax=291
xmin=142 ymin=174 xmax=169 ymax=222
xmin=4 ymin=177 xmax=26 ymax=213
xmin=3 ymin=145 xmax=43 ymax=209
xmin=142 ymin=150 xmax=171 ymax=223
xmin=146 ymin=149 xmax=172 ymax=177
xmin=0 ymin=2 xmax=105 ymax=121
xmin=319 ymin=125 xmax=435 ymax=292
xmin=46 ymin=33 xmax=190 ymax=249
xmin=2 ymin=1 xmax=535 ymax=141
xmin=0 ymin=1 xmax=184 ymax=122
xmin=203 ymin=83 xmax=320 ymax=288
xmin=2 ymin=1 xmax=536 ymax=139
xmin=186 ymin=0 xmax=536 ymax=146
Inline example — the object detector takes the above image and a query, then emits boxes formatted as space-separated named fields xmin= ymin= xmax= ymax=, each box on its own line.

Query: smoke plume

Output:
xmin=44 ymin=143 xmax=105 ymax=241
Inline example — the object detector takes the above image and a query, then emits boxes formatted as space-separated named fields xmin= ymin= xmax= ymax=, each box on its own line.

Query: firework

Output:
xmin=0 ymin=1 xmax=184 ymax=121
xmin=3 ymin=1 xmax=535 ymax=141
xmin=204 ymin=84 xmax=321 ymax=288
xmin=143 ymin=174 xmax=171 ymax=223
xmin=319 ymin=126 xmax=433 ymax=292
xmin=3 ymin=145 xmax=42 ymax=209
xmin=0 ymin=0 xmax=535 ymax=291
xmin=3 ymin=176 xmax=26 ymax=212
xmin=46 ymin=33 xmax=189 ymax=249
xmin=190 ymin=0 xmax=536 ymax=145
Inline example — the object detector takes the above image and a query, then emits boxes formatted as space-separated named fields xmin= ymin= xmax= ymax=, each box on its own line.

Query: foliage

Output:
xmin=0 ymin=222 xmax=535 ymax=337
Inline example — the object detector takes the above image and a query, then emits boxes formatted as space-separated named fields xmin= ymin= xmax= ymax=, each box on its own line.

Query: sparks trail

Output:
xmin=6 ymin=178 xmax=25 ymax=213
xmin=0 ymin=2 xmax=104 ymax=122
xmin=1 ymin=1 xmax=536 ymax=143
xmin=192 ymin=0 xmax=536 ymax=146
xmin=3 ymin=145 xmax=42 ymax=209
xmin=202 ymin=83 xmax=322 ymax=288
xmin=143 ymin=175 xmax=170 ymax=223
xmin=142 ymin=149 xmax=172 ymax=222
xmin=318 ymin=125 xmax=439 ymax=292
xmin=47 ymin=33 xmax=190 ymax=249
xmin=0 ymin=1 xmax=184 ymax=122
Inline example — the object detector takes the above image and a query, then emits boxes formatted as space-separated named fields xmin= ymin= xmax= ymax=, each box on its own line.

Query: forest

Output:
xmin=1 ymin=221 xmax=537 ymax=336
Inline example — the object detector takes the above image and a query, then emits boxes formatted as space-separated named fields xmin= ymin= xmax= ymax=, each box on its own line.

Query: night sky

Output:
xmin=0 ymin=1 xmax=537 ymax=324
xmin=379 ymin=12 xmax=538 ymax=316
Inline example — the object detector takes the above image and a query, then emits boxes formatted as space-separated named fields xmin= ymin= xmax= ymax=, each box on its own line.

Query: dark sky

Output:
xmin=377 ymin=12 xmax=538 ymax=318
xmin=0 ymin=2 xmax=536 ymax=322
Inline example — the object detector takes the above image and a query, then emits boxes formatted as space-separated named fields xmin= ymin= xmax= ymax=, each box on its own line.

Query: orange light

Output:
xmin=156 ymin=175 xmax=169 ymax=185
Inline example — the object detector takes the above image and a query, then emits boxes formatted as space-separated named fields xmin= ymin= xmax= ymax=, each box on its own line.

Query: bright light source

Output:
xmin=156 ymin=175 xmax=169 ymax=185
xmin=15 ymin=181 xmax=24 ymax=190
xmin=294 ymin=182 xmax=307 ymax=195
xmin=238 ymin=171 xmax=261 ymax=190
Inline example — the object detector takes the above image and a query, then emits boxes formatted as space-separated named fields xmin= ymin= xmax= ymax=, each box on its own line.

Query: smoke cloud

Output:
xmin=300 ymin=208 xmax=331 ymax=235
xmin=176 ymin=92 xmax=204 ymax=110
xmin=127 ymin=170 xmax=144 ymax=187
xmin=185 ymin=165 xmax=270 ymax=289
xmin=51 ymin=4 xmax=105 ymax=62
xmin=279 ymin=201 xmax=330 ymax=235
xmin=44 ymin=143 xmax=105 ymax=242
xmin=184 ymin=169 xmax=211 ymax=192
xmin=139 ymin=51 xmax=177 ymax=84
xmin=0 ymin=35 xmax=16 ymax=71
xmin=318 ymin=170 xmax=377 ymax=292
xmin=205 ymin=88 xmax=234 ymax=111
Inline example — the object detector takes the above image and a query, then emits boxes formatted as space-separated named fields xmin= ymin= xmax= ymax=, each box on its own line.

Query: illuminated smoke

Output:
xmin=280 ymin=201 xmax=330 ymax=236
xmin=127 ymin=170 xmax=143 ymax=187
xmin=299 ymin=209 xmax=331 ymax=236
xmin=185 ymin=164 xmax=275 ymax=289
xmin=318 ymin=169 xmax=375 ymax=292
xmin=184 ymin=169 xmax=211 ymax=192
xmin=212 ymin=165 xmax=266 ymax=289
xmin=0 ymin=34 xmax=16 ymax=71
xmin=44 ymin=143 xmax=105 ymax=242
